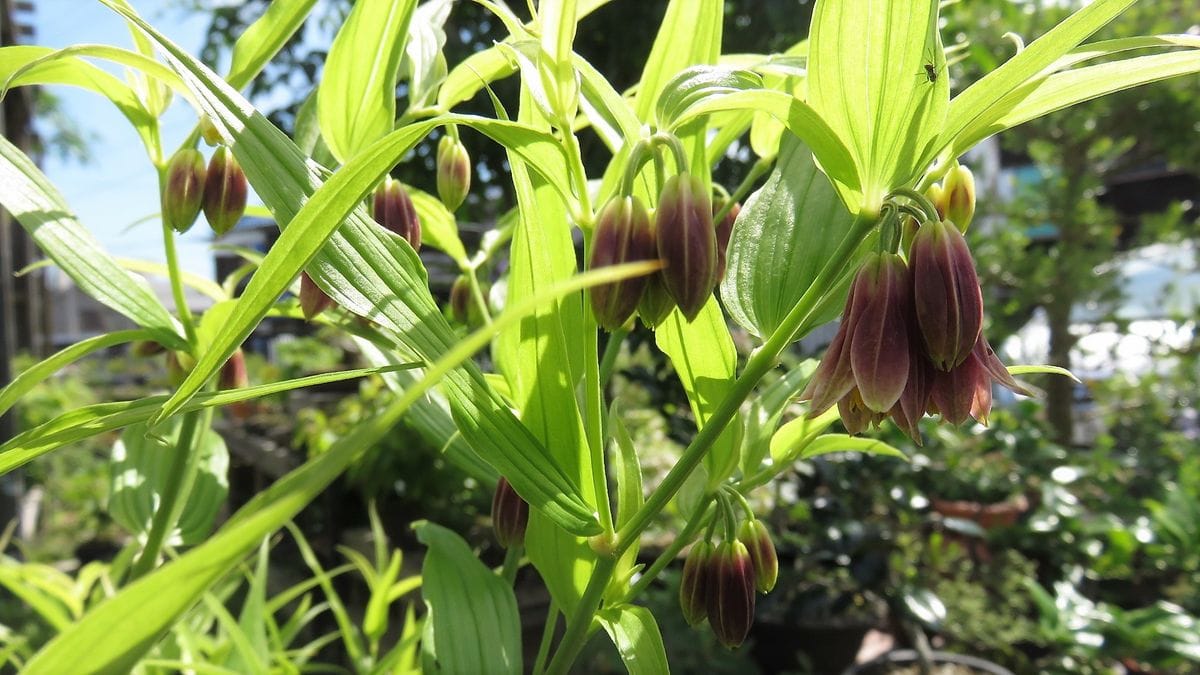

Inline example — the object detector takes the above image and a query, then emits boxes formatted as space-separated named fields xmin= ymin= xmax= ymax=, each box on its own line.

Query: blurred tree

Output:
xmin=945 ymin=0 xmax=1200 ymax=443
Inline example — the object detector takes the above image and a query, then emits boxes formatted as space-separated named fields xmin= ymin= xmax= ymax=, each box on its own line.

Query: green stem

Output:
xmin=621 ymin=499 xmax=714 ymax=602
xmin=650 ymin=132 xmax=689 ymax=174
xmin=161 ymin=220 xmax=197 ymax=346
xmin=129 ymin=410 xmax=205 ymax=580
xmin=501 ymin=544 xmax=522 ymax=585
xmin=715 ymin=157 xmax=774 ymax=224
xmin=619 ymin=140 xmax=654 ymax=197
xmin=725 ymin=485 xmax=756 ymax=521
xmin=544 ymin=556 xmax=616 ymax=675
xmin=544 ymin=212 xmax=878 ymax=674
xmin=466 ymin=267 xmax=494 ymax=325
xmin=562 ymin=129 xmax=593 ymax=227
xmin=532 ymin=601 xmax=560 ymax=675
xmin=888 ymin=187 xmax=940 ymax=222
xmin=597 ymin=328 xmax=628 ymax=389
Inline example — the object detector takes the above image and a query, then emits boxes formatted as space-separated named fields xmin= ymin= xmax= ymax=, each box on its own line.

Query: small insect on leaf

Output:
xmin=923 ymin=63 xmax=938 ymax=83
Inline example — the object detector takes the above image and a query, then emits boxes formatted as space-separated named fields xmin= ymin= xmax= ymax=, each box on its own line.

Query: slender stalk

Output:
xmin=532 ymin=601 xmax=560 ymax=675
xmin=501 ymin=544 xmax=522 ymax=585
xmin=465 ymin=266 xmax=494 ymax=325
xmin=544 ymin=213 xmax=879 ymax=675
xmin=129 ymin=410 xmax=204 ymax=580
xmin=597 ymin=327 xmax=628 ymax=389
xmin=544 ymin=555 xmax=616 ymax=675
xmin=621 ymin=499 xmax=714 ymax=603
xmin=161 ymin=220 xmax=197 ymax=345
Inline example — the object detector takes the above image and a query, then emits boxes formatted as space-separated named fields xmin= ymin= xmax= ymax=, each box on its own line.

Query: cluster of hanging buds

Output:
xmin=588 ymin=136 xmax=738 ymax=330
xmin=801 ymin=167 xmax=1030 ymax=443
xmin=679 ymin=496 xmax=779 ymax=649
xmin=491 ymin=477 xmax=529 ymax=549
xmin=162 ymin=145 xmax=247 ymax=235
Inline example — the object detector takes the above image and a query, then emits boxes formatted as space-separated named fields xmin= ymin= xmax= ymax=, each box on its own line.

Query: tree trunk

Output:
xmin=1045 ymin=295 xmax=1076 ymax=445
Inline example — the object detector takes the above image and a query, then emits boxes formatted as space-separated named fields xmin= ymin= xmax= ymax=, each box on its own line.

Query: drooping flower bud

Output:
xmin=202 ymin=146 xmax=248 ymax=236
xmin=589 ymin=196 xmax=656 ymax=330
xmin=450 ymin=275 xmax=472 ymax=325
xmin=373 ymin=177 xmax=422 ymax=251
xmin=491 ymin=477 xmax=528 ymax=549
xmin=737 ymin=519 xmax=778 ymax=594
xmin=166 ymin=350 xmax=196 ymax=388
xmin=219 ymin=348 xmax=251 ymax=419
xmin=132 ymin=340 xmax=165 ymax=357
xmin=705 ymin=540 xmax=756 ymax=649
xmin=889 ymin=352 xmax=934 ymax=444
xmin=680 ymin=540 xmax=713 ymax=626
xmin=436 ymin=134 xmax=471 ymax=211
xmin=162 ymin=148 xmax=206 ymax=233
xmin=299 ymin=272 xmax=334 ymax=321
xmin=930 ymin=348 xmax=987 ymax=426
xmin=849 ymin=253 xmax=912 ymax=413
xmin=713 ymin=199 xmax=740 ymax=284
xmin=911 ymin=219 xmax=983 ymax=371
xmin=655 ymin=173 xmax=717 ymax=321
xmin=638 ymin=274 xmax=676 ymax=328
xmin=943 ymin=165 xmax=976 ymax=232
xmin=926 ymin=182 xmax=946 ymax=220
xmin=198 ymin=116 xmax=223 ymax=146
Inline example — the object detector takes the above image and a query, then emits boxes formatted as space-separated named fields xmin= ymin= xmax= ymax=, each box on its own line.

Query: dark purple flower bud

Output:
xmin=849 ymin=253 xmax=912 ymax=413
xmin=737 ymin=519 xmax=778 ymax=594
xmin=219 ymin=348 xmax=251 ymax=419
xmin=911 ymin=219 xmax=983 ymax=371
xmin=638 ymin=274 xmax=676 ymax=328
xmin=973 ymin=334 xmax=1034 ymax=398
xmin=491 ymin=477 xmax=528 ymax=549
xmin=450 ymin=275 xmax=472 ymax=325
xmin=655 ymin=173 xmax=717 ymax=321
xmin=162 ymin=148 xmax=206 ymax=233
xmin=713 ymin=199 xmax=740 ymax=283
xmin=800 ymin=269 xmax=868 ymax=415
xmin=436 ymin=134 xmax=471 ymax=212
xmin=944 ymin=165 xmax=976 ymax=232
xmin=373 ymin=177 xmax=422 ymax=251
xmin=589 ymin=196 xmax=656 ymax=330
xmin=132 ymin=340 xmax=165 ymax=357
xmin=930 ymin=350 xmax=986 ymax=425
xmin=706 ymin=540 xmax=756 ymax=649
xmin=680 ymin=540 xmax=713 ymax=626
xmin=202 ymin=146 xmax=248 ymax=236
xmin=889 ymin=353 xmax=934 ymax=444
xmin=300 ymin=272 xmax=334 ymax=321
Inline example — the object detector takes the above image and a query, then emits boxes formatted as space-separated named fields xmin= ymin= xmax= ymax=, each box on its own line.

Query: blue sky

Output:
xmin=34 ymin=1 xmax=242 ymax=279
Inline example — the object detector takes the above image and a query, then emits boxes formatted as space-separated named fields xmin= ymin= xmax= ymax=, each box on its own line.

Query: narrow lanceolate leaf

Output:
xmin=226 ymin=0 xmax=318 ymax=89
xmin=96 ymin=1 xmax=600 ymax=535
xmin=0 ymin=329 xmax=150 ymax=418
xmin=793 ymin=434 xmax=908 ymax=462
xmin=933 ymin=0 xmax=1138 ymax=167
xmin=807 ymin=0 xmax=945 ymax=211
xmin=655 ymin=299 xmax=740 ymax=489
xmin=597 ymin=605 xmax=671 ymax=675
xmin=415 ymin=522 xmax=521 ymax=675
xmin=0 ymin=135 xmax=185 ymax=349
xmin=721 ymin=135 xmax=858 ymax=339
xmin=318 ymin=0 xmax=417 ymax=163
xmin=0 ymin=365 xmax=417 ymax=477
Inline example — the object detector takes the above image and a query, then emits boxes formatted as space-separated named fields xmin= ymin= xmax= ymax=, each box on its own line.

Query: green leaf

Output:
xmin=437 ymin=46 xmax=518 ymax=112
xmin=1008 ymin=364 xmax=1081 ymax=383
xmin=108 ymin=420 xmax=229 ymax=547
xmin=575 ymin=54 xmax=640 ymax=153
xmin=963 ymin=50 xmax=1200 ymax=155
xmin=655 ymin=65 xmax=763 ymax=129
xmin=807 ymin=0 xmax=945 ymax=208
xmin=768 ymin=409 xmax=841 ymax=465
xmin=596 ymin=605 xmax=670 ymax=675
xmin=934 ymin=0 xmax=1137 ymax=166
xmin=496 ymin=86 xmax=595 ymax=613
xmin=0 ymin=364 xmax=416 ymax=477
xmin=0 ymin=135 xmax=185 ymax=349
xmin=414 ymin=522 xmax=521 ymax=675
xmin=605 ymin=405 xmax=644 ymax=602
xmin=787 ymin=433 xmax=908 ymax=463
xmin=0 ymin=329 xmax=149 ymax=419
xmin=226 ymin=0 xmax=318 ymax=90
xmin=631 ymin=0 xmax=723 ymax=122
xmin=402 ymin=0 xmax=453 ymax=109
xmin=655 ymin=299 xmax=740 ymax=489
xmin=669 ymin=89 xmax=859 ymax=196
xmin=720 ymin=134 xmax=858 ymax=339
xmin=317 ymin=0 xmax=417 ymax=163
